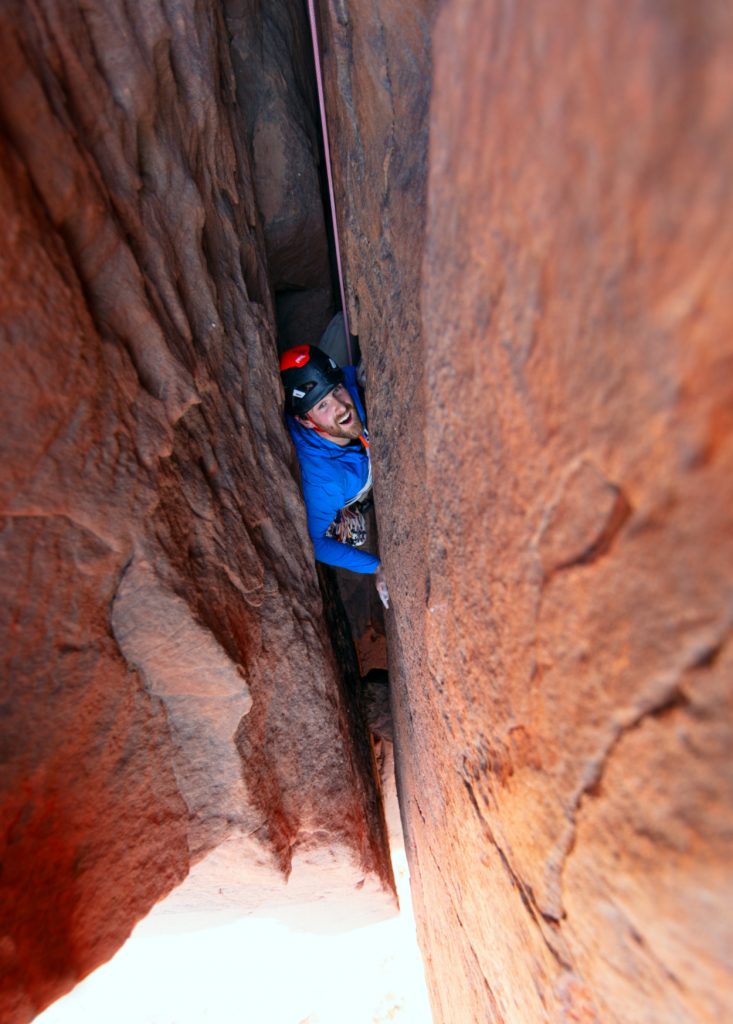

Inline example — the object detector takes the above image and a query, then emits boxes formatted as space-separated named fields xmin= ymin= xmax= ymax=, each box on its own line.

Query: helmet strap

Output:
xmin=305 ymin=412 xmax=329 ymax=435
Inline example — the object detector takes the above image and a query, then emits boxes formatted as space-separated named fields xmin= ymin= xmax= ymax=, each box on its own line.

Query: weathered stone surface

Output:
xmin=0 ymin=514 xmax=189 ymax=1024
xmin=318 ymin=0 xmax=436 ymax=695
xmin=0 ymin=2 xmax=393 ymax=1020
xmin=322 ymin=0 xmax=733 ymax=1021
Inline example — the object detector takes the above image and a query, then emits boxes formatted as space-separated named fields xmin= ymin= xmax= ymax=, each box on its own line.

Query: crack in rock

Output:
xmin=544 ymin=625 xmax=732 ymax=921
xmin=536 ymin=458 xmax=632 ymax=577
xmin=461 ymin=777 xmax=574 ymax=973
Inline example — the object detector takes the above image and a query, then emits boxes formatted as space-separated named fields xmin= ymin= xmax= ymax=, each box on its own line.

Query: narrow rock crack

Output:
xmin=547 ymin=624 xmax=733 ymax=920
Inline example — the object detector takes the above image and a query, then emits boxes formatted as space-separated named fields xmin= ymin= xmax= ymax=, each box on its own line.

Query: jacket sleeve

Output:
xmin=302 ymin=465 xmax=380 ymax=574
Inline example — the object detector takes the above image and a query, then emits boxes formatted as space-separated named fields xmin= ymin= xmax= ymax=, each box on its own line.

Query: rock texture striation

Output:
xmin=0 ymin=2 xmax=393 ymax=1021
xmin=320 ymin=0 xmax=733 ymax=1021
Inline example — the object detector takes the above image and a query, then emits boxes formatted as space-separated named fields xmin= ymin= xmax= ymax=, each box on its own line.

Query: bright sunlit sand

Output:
xmin=36 ymin=746 xmax=433 ymax=1024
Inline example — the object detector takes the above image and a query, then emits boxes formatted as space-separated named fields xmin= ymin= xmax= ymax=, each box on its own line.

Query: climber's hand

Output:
xmin=375 ymin=564 xmax=390 ymax=609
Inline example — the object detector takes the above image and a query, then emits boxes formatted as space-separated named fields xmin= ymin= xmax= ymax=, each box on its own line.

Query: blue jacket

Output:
xmin=286 ymin=366 xmax=380 ymax=573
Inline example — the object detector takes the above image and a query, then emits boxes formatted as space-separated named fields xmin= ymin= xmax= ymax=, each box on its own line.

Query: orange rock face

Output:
xmin=0 ymin=2 xmax=392 ymax=1021
xmin=323 ymin=0 xmax=733 ymax=1021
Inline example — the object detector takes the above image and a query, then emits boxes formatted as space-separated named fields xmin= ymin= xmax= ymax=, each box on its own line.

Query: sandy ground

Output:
xmin=35 ymin=741 xmax=432 ymax=1024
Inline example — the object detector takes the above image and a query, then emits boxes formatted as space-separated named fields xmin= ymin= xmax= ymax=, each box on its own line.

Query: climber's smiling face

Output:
xmin=297 ymin=383 xmax=364 ymax=445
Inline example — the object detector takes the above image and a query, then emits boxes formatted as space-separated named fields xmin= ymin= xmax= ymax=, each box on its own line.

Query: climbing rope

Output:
xmin=306 ymin=0 xmax=353 ymax=365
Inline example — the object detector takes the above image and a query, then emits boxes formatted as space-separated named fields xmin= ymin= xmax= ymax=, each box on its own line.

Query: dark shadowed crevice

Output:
xmin=223 ymin=0 xmax=337 ymax=352
xmin=317 ymin=565 xmax=394 ymax=880
xmin=222 ymin=0 xmax=393 ymax=839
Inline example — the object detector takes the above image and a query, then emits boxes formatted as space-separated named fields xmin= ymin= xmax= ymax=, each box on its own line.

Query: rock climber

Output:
xmin=279 ymin=343 xmax=390 ymax=608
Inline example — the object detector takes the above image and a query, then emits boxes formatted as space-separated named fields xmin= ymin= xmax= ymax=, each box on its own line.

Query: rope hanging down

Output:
xmin=306 ymin=0 xmax=353 ymax=366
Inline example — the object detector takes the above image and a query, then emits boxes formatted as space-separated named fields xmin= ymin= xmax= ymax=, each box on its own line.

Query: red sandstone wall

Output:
xmin=323 ymin=0 xmax=733 ymax=1021
xmin=0 ymin=3 xmax=392 ymax=1020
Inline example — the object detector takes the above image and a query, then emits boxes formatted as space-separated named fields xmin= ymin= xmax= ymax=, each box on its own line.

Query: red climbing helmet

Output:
xmin=279 ymin=344 xmax=344 ymax=416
